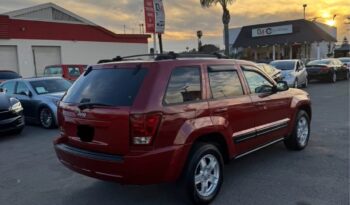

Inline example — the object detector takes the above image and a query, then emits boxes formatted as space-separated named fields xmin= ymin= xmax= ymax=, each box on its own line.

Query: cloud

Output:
xmin=0 ymin=0 xmax=349 ymax=51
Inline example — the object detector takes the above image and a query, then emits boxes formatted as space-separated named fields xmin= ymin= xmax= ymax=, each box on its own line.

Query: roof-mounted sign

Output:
xmin=252 ymin=24 xmax=293 ymax=37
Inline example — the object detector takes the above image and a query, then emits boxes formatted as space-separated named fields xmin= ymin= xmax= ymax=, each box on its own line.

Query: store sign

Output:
xmin=252 ymin=25 xmax=293 ymax=37
xmin=144 ymin=0 xmax=165 ymax=34
xmin=144 ymin=0 xmax=155 ymax=33
xmin=154 ymin=0 xmax=165 ymax=33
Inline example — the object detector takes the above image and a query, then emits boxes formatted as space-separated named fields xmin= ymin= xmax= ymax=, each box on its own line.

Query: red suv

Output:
xmin=54 ymin=54 xmax=312 ymax=204
xmin=43 ymin=64 xmax=87 ymax=81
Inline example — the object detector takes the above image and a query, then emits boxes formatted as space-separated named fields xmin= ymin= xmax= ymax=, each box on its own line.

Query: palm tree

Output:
xmin=200 ymin=0 xmax=235 ymax=56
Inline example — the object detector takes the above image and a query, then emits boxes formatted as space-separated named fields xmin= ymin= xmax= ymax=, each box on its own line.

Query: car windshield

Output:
xmin=30 ymin=79 xmax=72 ymax=95
xmin=0 ymin=71 xmax=20 ymax=79
xmin=270 ymin=61 xmax=295 ymax=70
xmin=62 ymin=68 xmax=147 ymax=107
xmin=307 ymin=60 xmax=331 ymax=65
xmin=339 ymin=58 xmax=350 ymax=63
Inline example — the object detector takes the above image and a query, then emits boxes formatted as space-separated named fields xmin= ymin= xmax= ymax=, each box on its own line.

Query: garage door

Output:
xmin=32 ymin=46 xmax=61 ymax=77
xmin=0 ymin=46 xmax=19 ymax=73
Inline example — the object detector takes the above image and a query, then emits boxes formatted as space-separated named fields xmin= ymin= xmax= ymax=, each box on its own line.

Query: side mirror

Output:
xmin=20 ymin=90 xmax=32 ymax=97
xmin=255 ymin=85 xmax=274 ymax=94
xmin=275 ymin=81 xmax=289 ymax=92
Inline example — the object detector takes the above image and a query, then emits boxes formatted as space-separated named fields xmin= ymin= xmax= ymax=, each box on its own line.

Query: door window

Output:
xmin=243 ymin=69 xmax=274 ymax=94
xmin=16 ymin=82 xmax=29 ymax=95
xmin=1 ymin=81 xmax=16 ymax=94
xmin=164 ymin=67 xmax=202 ymax=105
xmin=208 ymin=68 xmax=243 ymax=99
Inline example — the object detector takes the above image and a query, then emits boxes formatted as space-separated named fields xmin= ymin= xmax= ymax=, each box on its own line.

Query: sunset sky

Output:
xmin=0 ymin=0 xmax=349 ymax=52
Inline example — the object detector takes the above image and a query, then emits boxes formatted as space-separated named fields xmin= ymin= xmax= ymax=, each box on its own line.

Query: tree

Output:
xmin=200 ymin=0 xmax=235 ymax=56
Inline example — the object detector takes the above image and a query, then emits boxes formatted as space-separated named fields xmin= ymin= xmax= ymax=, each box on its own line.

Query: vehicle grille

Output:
xmin=0 ymin=111 xmax=18 ymax=121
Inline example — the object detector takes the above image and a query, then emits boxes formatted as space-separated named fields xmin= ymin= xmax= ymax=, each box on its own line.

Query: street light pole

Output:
xmin=303 ymin=4 xmax=307 ymax=19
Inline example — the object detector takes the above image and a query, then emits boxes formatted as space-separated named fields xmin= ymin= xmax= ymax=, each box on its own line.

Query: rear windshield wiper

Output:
xmin=78 ymin=102 xmax=112 ymax=110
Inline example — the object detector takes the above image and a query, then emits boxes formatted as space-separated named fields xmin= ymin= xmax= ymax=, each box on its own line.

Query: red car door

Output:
xmin=241 ymin=65 xmax=292 ymax=146
xmin=206 ymin=65 xmax=257 ymax=155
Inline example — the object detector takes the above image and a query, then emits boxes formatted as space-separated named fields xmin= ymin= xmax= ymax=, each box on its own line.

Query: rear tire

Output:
xmin=180 ymin=143 xmax=224 ymax=205
xmin=302 ymin=78 xmax=308 ymax=88
xmin=345 ymin=71 xmax=349 ymax=80
xmin=39 ymin=107 xmax=55 ymax=129
xmin=284 ymin=110 xmax=310 ymax=150
xmin=330 ymin=72 xmax=337 ymax=83
xmin=293 ymin=79 xmax=298 ymax=88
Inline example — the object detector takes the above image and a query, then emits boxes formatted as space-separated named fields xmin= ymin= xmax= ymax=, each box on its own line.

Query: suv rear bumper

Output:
xmin=54 ymin=138 xmax=191 ymax=185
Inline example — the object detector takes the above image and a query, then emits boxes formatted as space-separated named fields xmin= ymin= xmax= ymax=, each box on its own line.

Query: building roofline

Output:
xmin=2 ymin=2 xmax=96 ymax=26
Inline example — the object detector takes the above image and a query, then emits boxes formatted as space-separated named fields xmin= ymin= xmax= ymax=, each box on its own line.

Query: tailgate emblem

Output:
xmin=76 ymin=110 xmax=87 ymax=118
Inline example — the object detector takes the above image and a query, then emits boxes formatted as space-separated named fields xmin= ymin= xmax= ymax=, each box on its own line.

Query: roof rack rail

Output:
xmin=97 ymin=52 xmax=228 ymax=64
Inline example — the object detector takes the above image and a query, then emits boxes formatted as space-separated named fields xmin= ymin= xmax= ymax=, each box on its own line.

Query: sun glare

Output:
xmin=326 ymin=19 xmax=336 ymax=27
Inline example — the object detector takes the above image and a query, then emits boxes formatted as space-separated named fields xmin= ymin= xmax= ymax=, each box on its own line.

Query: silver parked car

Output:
xmin=270 ymin=60 xmax=308 ymax=88
xmin=0 ymin=77 xmax=72 ymax=128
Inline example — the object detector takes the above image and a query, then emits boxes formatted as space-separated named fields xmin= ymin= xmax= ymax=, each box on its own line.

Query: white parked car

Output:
xmin=270 ymin=60 xmax=308 ymax=88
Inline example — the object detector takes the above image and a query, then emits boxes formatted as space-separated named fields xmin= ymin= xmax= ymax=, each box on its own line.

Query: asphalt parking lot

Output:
xmin=0 ymin=80 xmax=349 ymax=205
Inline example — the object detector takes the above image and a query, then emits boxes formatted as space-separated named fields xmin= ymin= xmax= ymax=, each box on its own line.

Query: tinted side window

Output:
xmin=243 ymin=68 xmax=273 ymax=94
xmin=164 ymin=67 xmax=201 ymax=104
xmin=68 ymin=67 xmax=81 ymax=76
xmin=46 ymin=67 xmax=62 ymax=76
xmin=16 ymin=82 xmax=29 ymax=95
xmin=2 ymin=81 xmax=16 ymax=94
xmin=208 ymin=68 xmax=243 ymax=99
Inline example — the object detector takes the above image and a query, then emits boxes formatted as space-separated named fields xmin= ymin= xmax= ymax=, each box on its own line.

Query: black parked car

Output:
xmin=0 ymin=70 xmax=21 ymax=83
xmin=306 ymin=59 xmax=349 ymax=83
xmin=0 ymin=89 xmax=25 ymax=135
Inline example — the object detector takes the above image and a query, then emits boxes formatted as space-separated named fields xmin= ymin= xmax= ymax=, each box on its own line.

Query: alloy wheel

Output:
xmin=194 ymin=154 xmax=220 ymax=197
xmin=297 ymin=116 xmax=309 ymax=147
xmin=40 ymin=108 xmax=53 ymax=128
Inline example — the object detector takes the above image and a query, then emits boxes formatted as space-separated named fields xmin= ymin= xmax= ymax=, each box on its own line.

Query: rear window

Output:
xmin=307 ymin=60 xmax=331 ymax=65
xmin=62 ymin=68 xmax=147 ymax=106
xmin=44 ymin=67 xmax=63 ymax=76
xmin=270 ymin=61 xmax=295 ymax=70
xmin=0 ymin=71 xmax=20 ymax=79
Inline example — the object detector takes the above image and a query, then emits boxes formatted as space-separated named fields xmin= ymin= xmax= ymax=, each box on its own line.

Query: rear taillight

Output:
xmin=320 ymin=67 xmax=330 ymax=73
xmin=130 ymin=113 xmax=161 ymax=145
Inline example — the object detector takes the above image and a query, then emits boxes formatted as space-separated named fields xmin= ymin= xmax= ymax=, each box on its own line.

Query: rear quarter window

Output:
xmin=164 ymin=67 xmax=202 ymax=105
xmin=63 ymin=68 xmax=147 ymax=106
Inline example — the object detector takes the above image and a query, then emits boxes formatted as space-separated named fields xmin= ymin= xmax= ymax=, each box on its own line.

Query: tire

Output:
xmin=293 ymin=79 xmax=298 ymax=88
xmin=345 ymin=71 xmax=349 ymax=80
xmin=302 ymin=78 xmax=308 ymax=88
xmin=180 ymin=143 xmax=224 ymax=205
xmin=330 ymin=72 xmax=337 ymax=83
xmin=284 ymin=110 xmax=310 ymax=150
xmin=39 ymin=107 xmax=55 ymax=129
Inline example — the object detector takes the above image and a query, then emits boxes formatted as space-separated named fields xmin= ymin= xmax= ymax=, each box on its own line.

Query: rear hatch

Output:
xmin=59 ymin=66 xmax=148 ymax=155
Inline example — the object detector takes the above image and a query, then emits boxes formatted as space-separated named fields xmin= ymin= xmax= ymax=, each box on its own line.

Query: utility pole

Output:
xmin=303 ymin=4 xmax=307 ymax=19
xmin=158 ymin=33 xmax=163 ymax=54
xmin=123 ymin=25 xmax=126 ymax=34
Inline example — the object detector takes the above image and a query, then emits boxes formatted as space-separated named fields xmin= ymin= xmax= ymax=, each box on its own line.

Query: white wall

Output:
xmin=310 ymin=41 xmax=334 ymax=60
xmin=0 ymin=39 xmax=148 ymax=77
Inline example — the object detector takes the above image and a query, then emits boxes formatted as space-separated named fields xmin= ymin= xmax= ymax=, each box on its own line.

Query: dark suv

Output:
xmin=54 ymin=54 xmax=312 ymax=204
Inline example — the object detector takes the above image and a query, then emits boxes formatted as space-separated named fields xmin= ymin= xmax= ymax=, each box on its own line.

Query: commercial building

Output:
xmin=229 ymin=19 xmax=337 ymax=62
xmin=0 ymin=3 xmax=150 ymax=77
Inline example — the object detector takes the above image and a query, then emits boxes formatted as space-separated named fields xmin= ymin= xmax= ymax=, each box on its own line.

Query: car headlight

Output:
xmin=9 ymin=98 xmax=23 ymax=113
